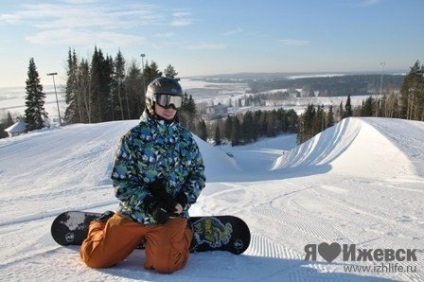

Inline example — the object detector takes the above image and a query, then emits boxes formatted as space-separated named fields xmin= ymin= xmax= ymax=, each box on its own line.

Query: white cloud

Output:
xmin=173 ymin=12 xmax=191 ymax=18
xmin=359 ymin=0 xmax=380 ymax=6
xmin=278 ymin=39 xmax=310 ymax=46
xmin=222 ymin=27 xmax=243 ymax=36
xmin=0 ymin=13 xmax=20 ymax=24
xmin=19 ymin=3 xmax=163 ymax=29
xmin=170 ymin=11 xmax=192 ymax=26
xmin=25 ymin=29 xmax=145 ymax=46
xmin=185 ymin=43 xmax=225 ymax=50
xmin=62 ymin=0 xmax=98 ymax=3
xmin=170 ymin=19 xmax=192 ymax=26
xmin=155 ymin=33 xmax=175 ymax=38
xmin=1 ymin=2 xmax=163 ymax=46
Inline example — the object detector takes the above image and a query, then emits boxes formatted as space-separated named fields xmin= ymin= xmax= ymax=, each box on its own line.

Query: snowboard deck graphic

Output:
xmin=51 ymin=211 xmax=250 ymax=254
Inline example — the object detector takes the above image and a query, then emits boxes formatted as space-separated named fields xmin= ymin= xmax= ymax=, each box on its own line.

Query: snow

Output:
xmin=1 ymin=117 xmax=424 ymax=281
xmin=4 ymin=120 xmax=27 ymax=136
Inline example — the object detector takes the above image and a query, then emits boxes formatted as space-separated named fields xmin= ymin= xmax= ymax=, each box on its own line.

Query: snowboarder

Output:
xmin=79 ymin=77 xmax=206 ymax=273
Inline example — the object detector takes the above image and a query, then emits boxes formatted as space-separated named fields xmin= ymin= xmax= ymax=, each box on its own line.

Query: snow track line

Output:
xmin=0 ymin=211 xmax=65 ymax=227
xmin=279 ymin=188 xmax=358 ymax=245
xmin=364 ymin=118 xmax=424 ymax=177
xmin=319 ymin=186 xmax=419 ymax=230
xmin=0 ymin=199 xmax=118 ymax=227
xmin=0 ymin=246 xmax=62 ymax=268
xmin=200 ymin=183 xmax=258 ymax=215
xmin=256 ymin=185 xmax=347 ymax=243
xmin=254 ymin=204 xmax=337 ymax=244
xmin=246 ymin=232 xmax=303 ymax=260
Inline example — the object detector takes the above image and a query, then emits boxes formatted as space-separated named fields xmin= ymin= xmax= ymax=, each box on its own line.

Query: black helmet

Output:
xmin=145 ymin=77 xmax=183 ymax=115
xmin=146 ymin=77 xmax=183 ymax=99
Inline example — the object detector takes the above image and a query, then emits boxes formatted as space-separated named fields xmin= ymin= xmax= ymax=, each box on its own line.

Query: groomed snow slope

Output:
xmin=272 ymin=117 xmax=421 ymax=178
xmin=0 ymin=117 xmax=423 ymax=281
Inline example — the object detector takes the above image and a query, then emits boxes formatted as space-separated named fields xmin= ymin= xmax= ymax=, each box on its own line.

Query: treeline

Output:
xmin=5 ymin=50 xmax=423 ymax=150
xmin=2 ymin=48 xmax=197 ymax=138
xmin=298 ymin=61 xmax=424 ymax=143
xmin=64 ymin=47 xmax=180 ymax=124
xmin=19 ymin=47 xmax=299 ymax=146
xmin=351 ymin=61 xmax=424 ymax=120
xmin=209 ymin=109 xmax=298 ymax=146
xmin=248 ymin=74 xmax=405 ymax=97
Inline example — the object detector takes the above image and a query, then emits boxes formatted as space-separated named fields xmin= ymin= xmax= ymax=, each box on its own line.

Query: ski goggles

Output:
xmin=155 ymin=94 xmax=182 ymax=109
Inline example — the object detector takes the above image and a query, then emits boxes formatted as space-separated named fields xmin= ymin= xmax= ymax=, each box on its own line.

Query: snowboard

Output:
xmin=51 ymin=211 xmax=250 ymax=255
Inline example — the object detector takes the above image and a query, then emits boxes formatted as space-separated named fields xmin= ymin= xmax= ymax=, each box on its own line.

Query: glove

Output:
xmin=147 ymin=179 xmax=175 ymax=208
xmin=152 ymin=202 xmax=172 ymax=224
xmin=144 ymin=196 xmax=173 ymax=224
xmin=147 ymin=178 xmax=189 ymax=215
xmin=175 ymin=193 xmax=188 ymax=210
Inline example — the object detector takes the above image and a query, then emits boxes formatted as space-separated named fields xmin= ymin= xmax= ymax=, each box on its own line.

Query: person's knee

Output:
xmin=80 ymin=241 xmax=117 ymax=269
xmin=146 ymin=245 xmax=190 ymax=273
xmin=154 ymin=266 xmax=176 ymax=274
xmin=83 ymin=259 xmax=106 ymax=269
xmin=153 ymin=259 xmax=185 ymax=274
xmin=82 ymin=254 xmax=116 ymax=268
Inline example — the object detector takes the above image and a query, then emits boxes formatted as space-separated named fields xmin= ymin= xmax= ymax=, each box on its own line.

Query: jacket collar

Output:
xmin=141 ymin=110 xmax=178 ymax=129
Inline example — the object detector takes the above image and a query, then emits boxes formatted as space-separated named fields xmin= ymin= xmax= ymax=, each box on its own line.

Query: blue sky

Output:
xmin=0 ymin=0 xmax=423 ymax=87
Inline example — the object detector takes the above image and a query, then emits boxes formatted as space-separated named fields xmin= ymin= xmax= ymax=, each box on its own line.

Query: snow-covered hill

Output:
xmin=0 ymin=117 xmax=423 ymax=281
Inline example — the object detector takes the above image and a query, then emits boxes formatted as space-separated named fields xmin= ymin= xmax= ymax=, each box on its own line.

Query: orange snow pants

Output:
xmin=79 ymin=213 xmax=193 ymax=273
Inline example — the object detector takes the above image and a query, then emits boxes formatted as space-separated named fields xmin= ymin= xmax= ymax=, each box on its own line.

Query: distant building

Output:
xmin=204 ymin=103 xmax=229 ymax=120
xmin=287 ymin=88 xmax=300 ymax=98
xmin=5 ymin=119 xmax=27 ymax=137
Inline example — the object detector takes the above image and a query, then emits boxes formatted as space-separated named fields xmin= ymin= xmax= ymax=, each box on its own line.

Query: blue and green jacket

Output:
xmin=111 ymin=112 xmax=206 ymax=225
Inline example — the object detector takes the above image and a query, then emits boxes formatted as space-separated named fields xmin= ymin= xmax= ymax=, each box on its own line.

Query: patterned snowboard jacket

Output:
xmin=111 ymin=112 xmax=206 ymax=225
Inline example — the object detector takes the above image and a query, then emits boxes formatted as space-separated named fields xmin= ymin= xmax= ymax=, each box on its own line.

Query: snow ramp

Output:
xmin=272 ymin=117 xmax=417 ymax=178
xmin=194 ymin=136 xmax=241 ymax=181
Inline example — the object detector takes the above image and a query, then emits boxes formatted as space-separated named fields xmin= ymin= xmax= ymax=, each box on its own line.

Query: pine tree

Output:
xmin=89 ymin=47 xmax=103 ymax=123
xmin=180 ymin=93 xmax=197 ymax=131
xmin=6 ymin=112 xmax=14 ymax=126
xmin=315 ymin=105 xmax=325 ymax=132
xmin=0 ymin=123 xmax=7 ymax=138
xmin=258 ymin=111 xmax=268 ymax=137
xmin=253 ymin=110 xmax=262 ymax=138
xmin=286 ymin=109 xmax=298 ymax=133
xmin=277 ymin=108 xmax=287 ymax=132
xmin=345 ymin=94 xmax=352 ymax=118
xmin=89 ymin=47 xmax=114 ymax=123
xmin=77 ymin=59 xmax=91 ymax=123
xmin=361 ymin=96 xmax=375 ymax=116
xmin=64 ymin=48 xmax=79 ymax=124
xmin=24 ymin=58 xmax=48 ymax=131
xmin=266 ymin=110 xmax=281 ymax=137
xmin=187 ymin=95 xmax=197 ymax=130
xmin=143 ymin=61 xmax=162 ymax=86
xmin=338 ymin=101 xmax=344 ymax=121
xmin=214 ymin=123 xmax=221 ymax=145
xmin=231 ymin=117 xmax=241 ymax=146
xmin=400 ymin=61 xmax=424 ymax=120
xmin=326 ymin=106 xmax=335 ymax=128
xmin=298 ymin=104 xmax=316 ymax=143
xmin=224 ymin=115 xmax=233 ymax=141
xmin=163 ymin=64 xmax=178 ymax=79
xmin=102 ymin=55 xmax=114 ymax=121
xmin=112 ymin=50 xmax=126 ymax=120
xmin=125 ymin=62 xmax=144 ymax=119
xmin=196 ymin=119 xmax=208 ymax=141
